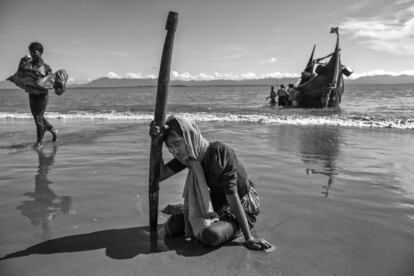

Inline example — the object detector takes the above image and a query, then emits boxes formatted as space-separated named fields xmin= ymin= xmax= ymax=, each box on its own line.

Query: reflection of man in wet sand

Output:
xmin=16 ymin=146 xmax=72 ymax=239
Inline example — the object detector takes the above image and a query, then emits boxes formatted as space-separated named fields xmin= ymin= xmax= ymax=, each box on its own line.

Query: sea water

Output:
xmin=0 ymin=84 xmax=413 ymax=128
xmin=0 ymin=84 xmax=413 ymax=275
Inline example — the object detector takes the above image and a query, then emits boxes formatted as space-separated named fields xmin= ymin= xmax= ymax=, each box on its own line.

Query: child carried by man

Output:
xmin=7 ymin=55 xmax=68 ymax=96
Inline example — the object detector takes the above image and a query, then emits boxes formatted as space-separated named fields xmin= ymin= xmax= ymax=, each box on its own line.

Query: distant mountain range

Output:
xmin=345 ymin=75 xmax=414 ymax=84
xmin=75 ymin=77 xmax=299 ymax=88
xmin=1 ymin=75 xmax=414 ymax=90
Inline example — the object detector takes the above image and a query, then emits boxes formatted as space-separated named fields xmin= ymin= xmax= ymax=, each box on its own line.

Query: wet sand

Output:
xmin=1 ymin=120 xmax=414 ymax=275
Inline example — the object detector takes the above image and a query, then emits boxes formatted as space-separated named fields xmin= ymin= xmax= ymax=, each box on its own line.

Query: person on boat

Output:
xmin=300 ymin=71 xmax=316 ymax=83
xmin=266 ymin=86 xmax=277 ymax=105
xmin=8 ymin=42 xmax=58 ymax=150
xmin=276 ymin=84 xmax=288 ymax=106
xmin=315 ymin=64 xmax=327 ymax=75
xmin=301 ymin=71 xmax=311 ymax=83
xmin=149 ymin=116 xmax=273 ymax=251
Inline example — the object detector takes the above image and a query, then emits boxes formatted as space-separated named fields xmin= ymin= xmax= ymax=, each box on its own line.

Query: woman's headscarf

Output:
xmin=165 ymin=115 xmax=218 ymax=239
xmin=166 ymin=115 xmax=208 ymax=162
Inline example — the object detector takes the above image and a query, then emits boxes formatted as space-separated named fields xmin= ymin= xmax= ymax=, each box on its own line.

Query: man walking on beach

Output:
xmin=23 ymin=42 xmax=58 ymax=149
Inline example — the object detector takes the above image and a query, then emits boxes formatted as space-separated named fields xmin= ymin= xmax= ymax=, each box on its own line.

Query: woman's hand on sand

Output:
xmin=244 ymin=237 xmax=274 ymax=251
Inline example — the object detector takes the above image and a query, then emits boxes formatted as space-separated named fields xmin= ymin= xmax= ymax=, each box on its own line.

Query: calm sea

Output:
xmin=1 ymin=84 xmax=414 ymax=274
xmin=0 ymin=84 xmax=413 ymax=128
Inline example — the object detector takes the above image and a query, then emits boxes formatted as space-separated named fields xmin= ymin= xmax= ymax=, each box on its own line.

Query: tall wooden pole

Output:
xmin=149 ymin=11 xmax=178 ymax=231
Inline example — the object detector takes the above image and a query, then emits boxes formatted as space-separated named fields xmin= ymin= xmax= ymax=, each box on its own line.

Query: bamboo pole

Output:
xmin=149 ymin=11 xmax=178 ymax=231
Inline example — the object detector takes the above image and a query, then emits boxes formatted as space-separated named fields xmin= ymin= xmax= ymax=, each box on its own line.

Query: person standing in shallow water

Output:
xmin=266 ymin=86 xmax=277 ymax=105
xmin=25 ymin=42 xmax=58 ymax=149
xmin=287 ymin=83 xmax=296 ymax=106
xmin=276 ymin=84 xmax=288 ymax=106
xmin=149 ymin=116 xmax=273 ymax=251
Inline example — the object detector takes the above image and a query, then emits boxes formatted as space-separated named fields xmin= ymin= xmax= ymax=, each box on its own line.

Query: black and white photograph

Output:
xmin=1 ymin=0 xmax=413 ymax=275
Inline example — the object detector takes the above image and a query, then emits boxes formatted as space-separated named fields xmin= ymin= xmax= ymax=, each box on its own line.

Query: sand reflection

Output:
xmin=16 ymin=146 xmax=72 ymax=239
xmin=300 ymin=126 xmax=341 ymax=197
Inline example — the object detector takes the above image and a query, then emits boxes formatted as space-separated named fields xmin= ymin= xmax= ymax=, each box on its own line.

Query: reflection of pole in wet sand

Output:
xmin=16 ymin=146 xmax=72 ymax=240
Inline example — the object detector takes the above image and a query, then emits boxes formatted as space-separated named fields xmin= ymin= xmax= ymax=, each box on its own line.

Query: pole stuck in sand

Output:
xmin=149 ymin=11 xmax=178 ymax=231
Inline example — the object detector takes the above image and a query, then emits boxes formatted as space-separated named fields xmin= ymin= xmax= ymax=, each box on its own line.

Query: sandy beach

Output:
xmin=1 ymin=119 xmax=413 ymax=275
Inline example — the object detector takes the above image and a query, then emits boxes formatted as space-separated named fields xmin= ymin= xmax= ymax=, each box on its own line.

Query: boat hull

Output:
xmin=297 ymin=77 xmax=344 ymax=108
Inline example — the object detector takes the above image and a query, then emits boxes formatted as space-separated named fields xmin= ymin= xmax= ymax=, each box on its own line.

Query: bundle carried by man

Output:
xmin=7 ymin=55 xmax=68 ymax=96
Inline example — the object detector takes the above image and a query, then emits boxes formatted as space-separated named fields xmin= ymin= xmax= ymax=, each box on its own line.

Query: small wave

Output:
xmin=177 ymin=112 xmax=414 ymax=129
xmin=1 ymin=111 xmax=413 ymax=129
xmin=0 ymin=111 xmax=153 ymax=121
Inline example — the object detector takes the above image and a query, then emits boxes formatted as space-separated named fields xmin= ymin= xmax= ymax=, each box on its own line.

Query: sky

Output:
xmin=1 ymin=0 xmax=414 ymax=83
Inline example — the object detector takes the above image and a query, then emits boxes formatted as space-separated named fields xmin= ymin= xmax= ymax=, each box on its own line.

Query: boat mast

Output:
xmin=325 ymin=27 xmax=341 ymax=107
xmin=331 ymin=27 xmax=340 ymax=89
xmin=304 ymin=44 xmax=316 ymax=73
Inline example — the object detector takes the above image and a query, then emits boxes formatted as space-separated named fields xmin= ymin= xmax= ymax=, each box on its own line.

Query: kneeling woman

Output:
xmin=150 ymin=116 xmax=272 ymax=251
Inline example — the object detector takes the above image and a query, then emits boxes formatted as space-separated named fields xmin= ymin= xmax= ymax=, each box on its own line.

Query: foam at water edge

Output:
xmin=0 ymin=112 xmax=413 ymax=129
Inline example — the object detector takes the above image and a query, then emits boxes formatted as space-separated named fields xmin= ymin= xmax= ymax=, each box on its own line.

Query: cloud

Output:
xmin=171 ymin=71 xmax=228 ymax=81
xmin=107 ymin=69 xmax=414 ymax=82
xmin=106 ymin=72 xmax=156 ymax=79
xmin=260 ymin=57 xmax=277 ymax=64
xmin=170 ymin=71 xmax=299 ymax=81
xmin=171 ymin=71 xmax=193 ymax=81
xmin=261 ymin=72 xmax=300 ymax=78
xmin=341 ymin=3 xmax=414 ymax=55
xmin=107 ymin=72 xmax=122 ymax=79
xmin=125 ymin=72 xmax=143 ymax=79
xmin=67 ymin=77 xmax=76 ymax=84
xmin=67 ymin=77 xmax=93 ymax=84
xmin=240 ymin=72 xmax=257 ymax=79
xmin=74 ymin=69 xmax=414 ymax=84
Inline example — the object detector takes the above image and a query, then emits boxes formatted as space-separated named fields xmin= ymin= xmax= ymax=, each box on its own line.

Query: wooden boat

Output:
xmin=295 ymin=27 xmax=352 ymax=108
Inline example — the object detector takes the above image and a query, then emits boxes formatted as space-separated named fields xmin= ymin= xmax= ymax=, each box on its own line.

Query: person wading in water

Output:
xmin=24 ymin=42 xmax=58 ymax=149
